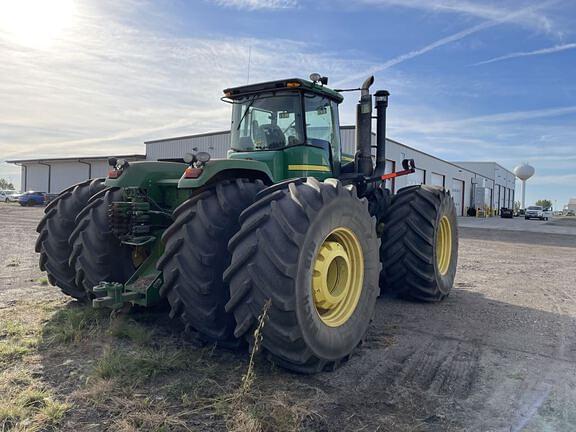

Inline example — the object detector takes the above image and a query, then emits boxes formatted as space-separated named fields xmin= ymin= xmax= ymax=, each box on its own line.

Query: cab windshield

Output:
xmin=230 ymin=92 xmax=304 ymax=151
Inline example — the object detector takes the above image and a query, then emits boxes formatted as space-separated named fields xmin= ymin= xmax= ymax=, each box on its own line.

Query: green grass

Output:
xmin=0 ymin=337 xmax=38 ymax=369
xmin=108 ymin=318 xmax=153 ymax=345
xmin=1 ymin=300 xmax=321 ymax=432
xmin=35 ymin=399 xmax=71 ymax=426
xmin=0 ymin=368 xmax=70 ymax=432
xmin=36 ymin=277 xmax=49 ymax=286
xmin=42 ymin=305 xmax=106 ymax=345
xmin=0 ymin=320 xmax=27 ymax=339
xmin=93 ymin=347 xmax=189 ymax=384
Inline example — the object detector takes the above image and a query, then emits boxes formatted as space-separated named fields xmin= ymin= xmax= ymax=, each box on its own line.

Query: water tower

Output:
xmin=513 ymin=163 xmax=535 ymax=209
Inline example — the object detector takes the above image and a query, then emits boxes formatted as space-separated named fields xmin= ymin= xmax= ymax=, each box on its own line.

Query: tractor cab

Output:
xmin=224 ymin=77 xmax=344 ymax=181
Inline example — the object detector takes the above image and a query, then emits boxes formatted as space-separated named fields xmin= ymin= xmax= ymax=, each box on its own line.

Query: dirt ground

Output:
xmin=1 ymin=203 xmax=575 ymax=431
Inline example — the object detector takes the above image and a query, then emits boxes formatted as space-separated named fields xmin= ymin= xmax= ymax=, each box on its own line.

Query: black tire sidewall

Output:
xmin=434 ymin=191 xmax=458 ymax=295
xmin=294 ymin=195 xmax=379 ymax=361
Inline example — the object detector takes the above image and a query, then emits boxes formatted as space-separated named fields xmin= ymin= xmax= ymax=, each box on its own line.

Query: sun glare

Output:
xmin=0 ymin=0 xmax=76 ymax=48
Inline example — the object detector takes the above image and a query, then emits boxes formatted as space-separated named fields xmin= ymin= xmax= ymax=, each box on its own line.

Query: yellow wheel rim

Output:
xmin=312 ymin=227 xmax=364 ymax=327
xmin=436 ymin=215 xmax=452 ymax=276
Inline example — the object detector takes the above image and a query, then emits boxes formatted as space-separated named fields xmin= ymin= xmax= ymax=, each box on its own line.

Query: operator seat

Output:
xmin=259 ymin=124 xmax=286 ymax=150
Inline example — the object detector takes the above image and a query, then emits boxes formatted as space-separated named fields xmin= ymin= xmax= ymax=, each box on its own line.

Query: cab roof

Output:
xmin=223 ymin=78 xmax=344 ymax=103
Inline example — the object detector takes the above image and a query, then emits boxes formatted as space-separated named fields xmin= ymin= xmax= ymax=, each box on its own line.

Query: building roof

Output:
xmin=146 ymin=127 xmax=499 ymax=182
xmin=451 ymin=161 xmax=515 ymax=177
xmin=145 ymin=131 xmax=230 ymax=145
xmin=339 ymin=126 xmax=494 ymax=180
xmin=6 ymin=154 xmax=145 ymax=164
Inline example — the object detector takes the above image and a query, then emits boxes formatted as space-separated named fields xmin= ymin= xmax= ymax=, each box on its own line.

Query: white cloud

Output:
xmin=0 ymin=0 xmax=371 ymax=166
xmin=474 ymin=42 xmax=576 ymax=65
xmin=210 ymin=0 xmax=297 ymax=10
xmin=355 ymin=0 xmax=559 ymax=35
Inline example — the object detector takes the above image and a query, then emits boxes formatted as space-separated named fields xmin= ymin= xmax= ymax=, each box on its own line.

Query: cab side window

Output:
xmin=304 ymin=95 xmax=341 ymax=173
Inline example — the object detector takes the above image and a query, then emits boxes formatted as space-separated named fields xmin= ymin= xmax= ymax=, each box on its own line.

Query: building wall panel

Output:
xmin=25 ymin=164 xmax=49 ymax=192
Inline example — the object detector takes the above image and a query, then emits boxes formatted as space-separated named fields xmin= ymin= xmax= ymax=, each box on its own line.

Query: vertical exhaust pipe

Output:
xmin=374 ymin=90 xmax=390 ymax=177
xmin=355 ymin=76 xmax=374 ymax=177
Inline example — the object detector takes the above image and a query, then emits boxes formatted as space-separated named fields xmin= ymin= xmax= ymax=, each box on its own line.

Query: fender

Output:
xmin=105 ymin=161 xmax=188 ymax=188
xmin=177 ymin=158 xmax=274 ymax=189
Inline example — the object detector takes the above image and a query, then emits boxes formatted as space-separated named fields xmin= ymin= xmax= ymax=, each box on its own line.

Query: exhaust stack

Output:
xmin=355 ymin=76 xmax=374 ymax=177
xmin=374 ymin=90 xmax=390 ymax=177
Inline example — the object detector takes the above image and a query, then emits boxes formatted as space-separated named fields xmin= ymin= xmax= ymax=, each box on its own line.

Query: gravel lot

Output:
xmin=1 ymin=203 xmax=575 ymax=431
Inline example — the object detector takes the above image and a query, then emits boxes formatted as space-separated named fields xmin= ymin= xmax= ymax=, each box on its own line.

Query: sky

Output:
xmin=0 ymin=0 xmax=574 ymax=208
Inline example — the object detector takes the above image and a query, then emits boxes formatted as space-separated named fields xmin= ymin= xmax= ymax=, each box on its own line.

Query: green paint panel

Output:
xmin=177 ymin=158 xmax=274 ymax=188
xmin=105 ymin=161 xmax=187 ymax=188
xmin=229 ymin=145 xmax=333 ymax=181
xmin=106 ymin=161 xmax=189 ymax=211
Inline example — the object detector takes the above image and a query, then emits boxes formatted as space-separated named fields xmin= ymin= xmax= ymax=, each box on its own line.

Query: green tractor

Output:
xmin=35 ymin=74 xmax=458 ymax=373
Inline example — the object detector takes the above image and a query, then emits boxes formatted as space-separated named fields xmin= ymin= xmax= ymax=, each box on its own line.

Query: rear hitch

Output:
xmin=92 ymin=282 xmax=143 ymax=310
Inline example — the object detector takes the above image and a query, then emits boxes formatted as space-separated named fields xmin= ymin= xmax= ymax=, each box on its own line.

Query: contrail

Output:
xmin=474 ymin=43 xmax=576 ymax=65
xmin=333 ymin=0 xmax=559 ymax=87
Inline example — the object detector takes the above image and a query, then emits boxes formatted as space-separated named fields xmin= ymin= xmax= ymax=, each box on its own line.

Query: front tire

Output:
xmin=380 ymin=185 xmax=458 ymax=301
xmin=225 ymin=178 xmax=380 ymax=373
xmin=69 ymin=188 xmax=136 ymax=296
xmin=157 ymin=179 xmax=265 ymax=346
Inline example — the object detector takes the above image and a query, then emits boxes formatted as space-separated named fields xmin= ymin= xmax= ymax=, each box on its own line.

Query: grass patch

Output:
xmin=36 ymin=277 xmax=49 ymax=286
xmin=1 ymin=299 xmax=323 ymax=432
xmin=93 ymin=347 xmax=188 ymax=384
xmin=0 ymin=342 xmax=33 ymax=367
xmin=35 ymin=398 xmax=71 ymax=427
xmin=0 ymin=316 xmax=39 ymax=368
xmin=108 ymin=318 xmax=153 ymax=345
xmin=42 ymin=305 xmax=106 ymax=345
xmin=0 ymin=320 xmax=27 ymax=339
xmin=0 ymin=368 xmax=70 ymax=432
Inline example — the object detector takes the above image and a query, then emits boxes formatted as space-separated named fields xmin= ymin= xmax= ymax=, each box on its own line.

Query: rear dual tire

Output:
xmin=69 ymin=188 xmax=136 ymax=297
xmin=35 ymin=178 xmax=106 ymax=300
xmin=380 ymin=185 xmax=458 ymax=302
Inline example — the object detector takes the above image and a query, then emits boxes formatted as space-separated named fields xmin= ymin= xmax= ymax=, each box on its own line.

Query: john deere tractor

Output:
xmin=35 ymin=74 xmax=458 ymax=373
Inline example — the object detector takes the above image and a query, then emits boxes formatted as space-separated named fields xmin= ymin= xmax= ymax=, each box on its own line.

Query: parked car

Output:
xmin=565 ymin=210 xmax=575 ymax=216
xmin=500 ymin=207 xmax=514 ymax=218
xmin=525 ymin=205 xmax=552 ymax=221
xmin=18 ymin=191 xmax=46 ymax=206
xmin=0 ymin=190 xmax=19 ymax=202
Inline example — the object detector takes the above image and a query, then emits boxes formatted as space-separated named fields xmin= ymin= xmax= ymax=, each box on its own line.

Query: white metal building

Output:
xmin=146 ymin=127 xmax=514 ymax=216
xmin=7 ymin=155 xmax=145 ymax=193
xmin=8 ymin=128 xmax=515 ymax=216
xmin=452 ymin=161 xmax=516 ymax=214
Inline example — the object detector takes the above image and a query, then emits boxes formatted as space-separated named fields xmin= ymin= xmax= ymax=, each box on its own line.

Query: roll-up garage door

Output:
xmin=451 ymin=178 xmax=464 ymax=216
xmin=431 ymin=173 xmax=445 ymax=188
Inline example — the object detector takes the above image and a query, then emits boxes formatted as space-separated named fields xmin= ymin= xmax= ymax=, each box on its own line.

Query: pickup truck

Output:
xmin=525 ymin=206 xmax=552 ymax=221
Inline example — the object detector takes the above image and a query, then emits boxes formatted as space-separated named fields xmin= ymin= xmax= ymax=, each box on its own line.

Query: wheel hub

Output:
xmin=312 ymin=227 xmax=364 ymax=327
xmin=312 ymin=241 xmax=351 ymax=310
xmin=436 ymin=215 xmax=452 ymax=276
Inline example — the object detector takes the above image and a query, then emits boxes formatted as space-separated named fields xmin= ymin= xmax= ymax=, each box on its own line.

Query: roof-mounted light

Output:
xmin=310 ymin=73 xmax=322 ymax=83
xmin=310 ymin=73 xmax=328 ymax=85
xmin=286 ymin=81 xmax=301 ymax=88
